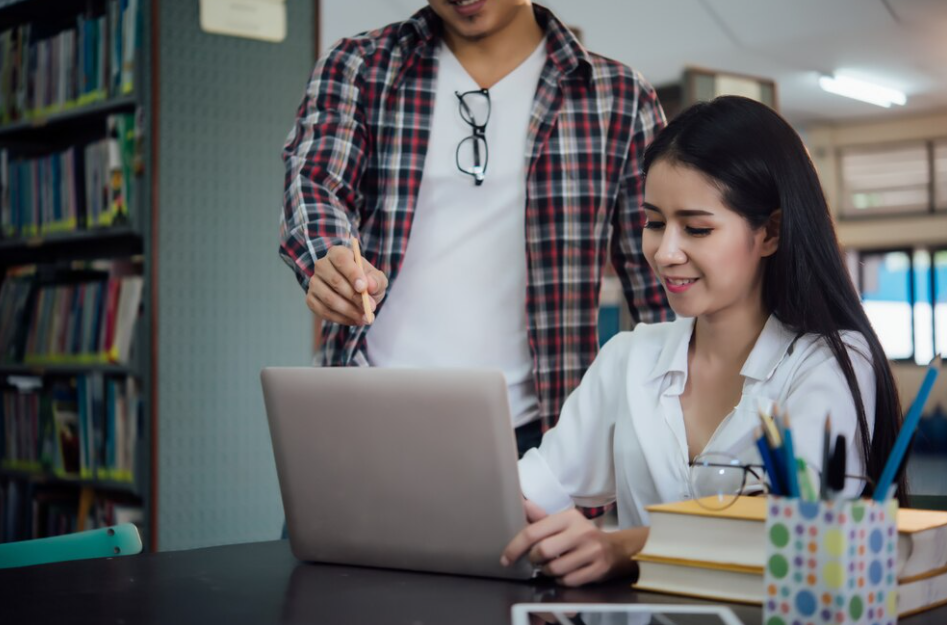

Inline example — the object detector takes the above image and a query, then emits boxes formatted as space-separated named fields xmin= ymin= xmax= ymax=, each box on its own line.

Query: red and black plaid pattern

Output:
xmin=280 ymin=5 xmax=671 ymax=430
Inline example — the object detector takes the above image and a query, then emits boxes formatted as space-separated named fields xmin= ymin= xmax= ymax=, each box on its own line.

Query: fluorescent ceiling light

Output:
xmin=819 ymin=74 xmax=907 ymax=108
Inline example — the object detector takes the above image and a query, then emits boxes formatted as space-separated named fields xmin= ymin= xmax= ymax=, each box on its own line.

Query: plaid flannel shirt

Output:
xmin=280 ymin=5 xmax=672 ymax=431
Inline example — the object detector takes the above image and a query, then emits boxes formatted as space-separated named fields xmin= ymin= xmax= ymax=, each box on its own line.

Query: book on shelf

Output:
xmin=31 ymin=486 xmax=79 ymax=538
xmin=105 ymin=111 xmax=137 ymax=226
xmin=0 ymin=269 xmax=33 ymax=362
xmin=0 ymin=0 xmax=139 ymax=124
xmin=0 ymin=478 xmax=24 ymax=542
xmin=0 ymin=265 xmax=143 ymax=366
xmin=633 ymin=496 xmax=947 ymax=616
xmin=0 ymin=479 xmax=142 ymax=543
xmin=121 ymin=0 xmax=139 ymax=95
xmin=0 ymin=111 xmax=137 ymax=237
xmin=51 ymin=386 xmax=80 ymax=475
xmin=1 ymin=374 xmax=140 ymax=484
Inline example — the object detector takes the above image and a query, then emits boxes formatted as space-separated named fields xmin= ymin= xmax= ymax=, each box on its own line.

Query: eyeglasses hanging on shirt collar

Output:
xmin=455 ymin=88 xmax=490 ymax=186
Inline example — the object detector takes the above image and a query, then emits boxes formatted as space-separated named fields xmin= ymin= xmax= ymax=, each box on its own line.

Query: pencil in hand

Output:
xmin=351 ymin=239 xmax=374 ymax=324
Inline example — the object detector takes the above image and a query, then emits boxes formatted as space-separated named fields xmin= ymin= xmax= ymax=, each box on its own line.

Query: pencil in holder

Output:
xmin=764 ymin=496 xmax=898 ymax=625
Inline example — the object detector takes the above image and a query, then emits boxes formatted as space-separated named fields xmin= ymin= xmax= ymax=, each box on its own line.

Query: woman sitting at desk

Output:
xmin=500 ymin=96 xmax=905 ymax=586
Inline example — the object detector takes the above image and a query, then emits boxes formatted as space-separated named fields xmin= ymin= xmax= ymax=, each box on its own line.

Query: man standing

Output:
xmin=280 ymin=0 xmax=671 ymax=456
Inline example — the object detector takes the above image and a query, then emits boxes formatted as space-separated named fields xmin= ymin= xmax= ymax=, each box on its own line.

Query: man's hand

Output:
xmin=306 ymin=245 xmax=389 ymax=325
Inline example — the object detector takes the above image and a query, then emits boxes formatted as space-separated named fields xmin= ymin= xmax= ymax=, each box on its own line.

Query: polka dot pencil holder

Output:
xmin=764 ymin=497 xmax=898 ymax=625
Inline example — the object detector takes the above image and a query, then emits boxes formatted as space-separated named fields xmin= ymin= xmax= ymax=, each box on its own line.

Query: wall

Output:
xmin=155 ymin=0 xmax=315 ymax=550
xmin=805 ymin=112 xmax=947 ymax=415
xmin=321 ymin=0 xmax=416 ymax=52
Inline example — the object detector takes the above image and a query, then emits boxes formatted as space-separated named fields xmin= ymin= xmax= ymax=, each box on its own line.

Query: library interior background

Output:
xmin=0 ymin=0 xmax=946 ymax=552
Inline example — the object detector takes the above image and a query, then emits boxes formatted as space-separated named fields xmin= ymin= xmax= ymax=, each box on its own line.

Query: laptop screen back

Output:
xmin=261 ymin=367 xmax=535 ymax=580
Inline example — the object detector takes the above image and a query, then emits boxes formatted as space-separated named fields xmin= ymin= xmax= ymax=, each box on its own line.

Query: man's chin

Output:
xmin=445 ymin=19 xmax=495 ymax=42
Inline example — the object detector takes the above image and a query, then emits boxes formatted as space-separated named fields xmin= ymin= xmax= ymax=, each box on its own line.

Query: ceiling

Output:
xmin=322 ymin=0 xmax=947 ymax=127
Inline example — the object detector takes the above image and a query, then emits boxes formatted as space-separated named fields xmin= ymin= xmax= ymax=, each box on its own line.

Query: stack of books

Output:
xmin=633 ymin=496 xmax=947 ymax=618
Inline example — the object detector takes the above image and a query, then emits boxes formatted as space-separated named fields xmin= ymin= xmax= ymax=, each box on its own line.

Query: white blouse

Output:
xmin=518 ymin=315 xmax=876 ymax=528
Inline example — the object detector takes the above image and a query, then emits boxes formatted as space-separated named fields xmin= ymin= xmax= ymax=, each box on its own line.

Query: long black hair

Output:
xmin=642 ymin=96 xmax=906 ymax=503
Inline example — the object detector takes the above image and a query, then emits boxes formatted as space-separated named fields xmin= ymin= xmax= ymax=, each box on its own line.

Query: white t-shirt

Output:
xmin=366 ymin=40 xmax=547 ymax=429
xmin=519 ymin=315 xmax=877 ymax=527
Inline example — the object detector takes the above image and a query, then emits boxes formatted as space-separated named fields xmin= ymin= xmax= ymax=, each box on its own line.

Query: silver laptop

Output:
xmin=261 ymin=367 xmax=535 ymax=580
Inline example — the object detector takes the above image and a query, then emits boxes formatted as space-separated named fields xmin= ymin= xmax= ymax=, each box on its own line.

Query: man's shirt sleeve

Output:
xmin=610 ymin=72 xmax=672 ymax=325
xmin=280 ymin=41 xmax=371 ymax=291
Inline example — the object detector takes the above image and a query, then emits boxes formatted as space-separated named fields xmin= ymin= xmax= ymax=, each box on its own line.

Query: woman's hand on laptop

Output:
xmin=500 ymin=500 xmax=647 ymax=587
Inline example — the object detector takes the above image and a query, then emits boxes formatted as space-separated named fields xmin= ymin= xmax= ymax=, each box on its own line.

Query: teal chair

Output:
xmin=0 ymin=523 xmax=142 ymax=569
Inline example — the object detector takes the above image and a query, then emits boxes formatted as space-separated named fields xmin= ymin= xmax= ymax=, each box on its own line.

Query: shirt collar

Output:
xmin=397 ymin=4 xmax=592 ymax=83
xmin=646 ymin=314 xmax=801 ymax=383
xmin=646 ymin=317 xmax=694 ymax=382
xmin=398 ymin=6 xmax=439 ymax=48
xmin=740 ymin=314 xmax=801 ymax=382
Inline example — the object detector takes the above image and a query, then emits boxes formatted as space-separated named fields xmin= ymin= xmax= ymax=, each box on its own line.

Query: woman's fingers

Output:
xmin=524 ymin=499 xmax=548 ymax=523
xmin=501 ymin=511 xmax=573 ymax=566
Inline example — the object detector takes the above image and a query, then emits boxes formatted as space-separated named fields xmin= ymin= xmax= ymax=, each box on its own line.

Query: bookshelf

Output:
xmin=0 ymin=0 xmax=152 ymax=548
xmin=0 ymin=93 xmax=136 ymax=138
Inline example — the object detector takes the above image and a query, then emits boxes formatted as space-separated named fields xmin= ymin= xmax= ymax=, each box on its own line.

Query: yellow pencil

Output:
xmin=757 ymin=408 xmax=782 ymax=448
xmin=351 ymin=239 xmax=374 ymax=324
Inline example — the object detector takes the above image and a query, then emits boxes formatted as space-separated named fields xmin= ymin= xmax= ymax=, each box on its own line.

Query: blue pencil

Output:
xmin=757 ymin=409 xmax=785 ymax=495
xmin=756 ymin=429 xmax=783 ymax=496
xmin=874 ymin=355 xmax=942 ymax=501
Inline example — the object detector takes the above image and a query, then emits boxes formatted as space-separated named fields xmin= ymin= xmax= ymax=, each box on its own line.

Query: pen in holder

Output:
xmin=764 ymin=496 xmax=898 ymax=625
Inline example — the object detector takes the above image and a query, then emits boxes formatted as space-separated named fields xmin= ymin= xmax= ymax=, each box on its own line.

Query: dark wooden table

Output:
xmin=1 ymin=540 xmax=942 ymax=624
